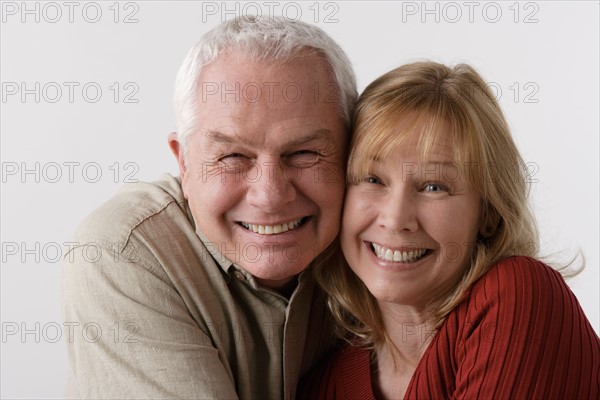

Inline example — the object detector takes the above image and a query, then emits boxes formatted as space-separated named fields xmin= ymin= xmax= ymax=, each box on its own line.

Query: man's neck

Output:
xmin=256 ymin=276 xmax=299 ymax=299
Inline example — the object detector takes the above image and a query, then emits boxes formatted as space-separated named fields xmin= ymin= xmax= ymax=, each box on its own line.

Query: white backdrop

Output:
xmin=1 ymin=1 xmax=598 ymax=398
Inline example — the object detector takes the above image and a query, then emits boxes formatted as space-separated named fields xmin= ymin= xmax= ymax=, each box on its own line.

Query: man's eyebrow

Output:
xmin=287 ymin=129 xmax=335 ymax=147
xmin=204 ymin=129 xmax=335 ymax=147
xmin=205 ymin=130 xmax=244 ymax=145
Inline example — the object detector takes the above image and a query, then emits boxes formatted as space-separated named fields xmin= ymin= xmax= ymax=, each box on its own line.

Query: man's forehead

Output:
xmin=200 ymin=52 xmax=324 ymax=79
xmin=202 ymin=128 xmax=337 ymax=148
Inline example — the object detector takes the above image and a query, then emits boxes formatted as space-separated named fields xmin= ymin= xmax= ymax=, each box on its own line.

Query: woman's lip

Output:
xmin=368 ymin=241 xmax=431 ymax=253
xmin=363 ymin=241 xmax=434 ymax=270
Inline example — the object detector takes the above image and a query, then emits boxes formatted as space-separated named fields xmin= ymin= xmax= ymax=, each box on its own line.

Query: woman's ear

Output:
xmin=478 ymin=204 xmax=500 ymax=239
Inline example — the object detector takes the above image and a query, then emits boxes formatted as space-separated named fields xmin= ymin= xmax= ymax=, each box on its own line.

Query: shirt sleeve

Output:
xmin=453 ymin=257 xmax=600 ymax=399
xmin=62 ymin=240 xmax=240 ymax=400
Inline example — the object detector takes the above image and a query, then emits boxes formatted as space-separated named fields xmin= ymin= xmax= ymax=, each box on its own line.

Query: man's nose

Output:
xmin=246 ymin=160 xmax=296 ymax=212
xmin=379 ymin=189 xmax=418 ymax=233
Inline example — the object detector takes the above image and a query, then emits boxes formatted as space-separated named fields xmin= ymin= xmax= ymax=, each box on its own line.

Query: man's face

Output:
xmin=170 ymin=53 xmax=346 ymax=290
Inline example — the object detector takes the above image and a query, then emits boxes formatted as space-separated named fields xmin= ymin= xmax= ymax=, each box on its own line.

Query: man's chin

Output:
xmin=238 ymin=258 xmax=309 ymax=286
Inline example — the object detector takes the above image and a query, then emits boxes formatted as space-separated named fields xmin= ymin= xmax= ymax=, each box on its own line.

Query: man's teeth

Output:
xmin=240 ymin=218 xmax=303 ymax=235
xmin=372 ymin=243 xmax=427 ymax=262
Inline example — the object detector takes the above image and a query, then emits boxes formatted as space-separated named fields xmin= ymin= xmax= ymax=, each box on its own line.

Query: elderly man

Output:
xmin=62 ymin=17 xmax=357 ymax=399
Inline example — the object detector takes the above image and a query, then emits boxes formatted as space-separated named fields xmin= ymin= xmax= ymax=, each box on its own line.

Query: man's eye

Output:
xmin=291 ymin=150 xmax=320 ymax=158
xmin=219 ymin=153 xmax=246 ymax=161
xmin=287 ymin=150 xmax=321 ymax=167
xmin=217 ymin=153 xmax=253 ymax=172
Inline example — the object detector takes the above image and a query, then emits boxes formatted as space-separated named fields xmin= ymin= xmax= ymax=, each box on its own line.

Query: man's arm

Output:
xmin=62 ymin=241 xmax=239 ymax=399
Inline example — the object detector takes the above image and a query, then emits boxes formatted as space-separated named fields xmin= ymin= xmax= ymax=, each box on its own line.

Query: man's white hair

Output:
xmin=173 ymin=16 xmax=357 ymax=150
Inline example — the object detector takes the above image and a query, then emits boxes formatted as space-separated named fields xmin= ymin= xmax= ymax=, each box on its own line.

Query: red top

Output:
xmin=298 ymin=256 xmax=600 ymax=399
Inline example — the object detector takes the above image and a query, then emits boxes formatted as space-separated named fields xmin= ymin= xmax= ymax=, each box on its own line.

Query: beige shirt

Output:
xmin=62 ymin=174 xmax=334 ymax=399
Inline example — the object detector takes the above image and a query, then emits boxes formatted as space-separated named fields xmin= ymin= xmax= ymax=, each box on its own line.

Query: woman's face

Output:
xmin=341 ymin=127 xmax=481 ymax=308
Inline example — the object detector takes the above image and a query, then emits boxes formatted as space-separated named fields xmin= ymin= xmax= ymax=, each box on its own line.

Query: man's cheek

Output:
xmin=322 ymin=161 xmax=345 ymax=185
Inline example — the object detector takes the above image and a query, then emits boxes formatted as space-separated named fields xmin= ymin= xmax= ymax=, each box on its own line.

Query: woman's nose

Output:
xmin=379 ymin=189 xmax=418 ymax=233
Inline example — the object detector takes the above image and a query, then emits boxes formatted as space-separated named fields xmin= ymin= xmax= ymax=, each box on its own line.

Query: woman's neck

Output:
xmin=379 ymin=301 xmax=436 ymax=361
xmin=371 ymin=302 xmax=437 ymax=400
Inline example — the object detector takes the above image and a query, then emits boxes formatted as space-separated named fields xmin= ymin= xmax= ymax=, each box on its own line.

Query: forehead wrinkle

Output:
xmin=204 ymin=128 xmax=336 ymax=149
xmin=204 ymin=129 xmax=258 ymax=147
xmin=287 ymin=129 xmax=336 ymax=147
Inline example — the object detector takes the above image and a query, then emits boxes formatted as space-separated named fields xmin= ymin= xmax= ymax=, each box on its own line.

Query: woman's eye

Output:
xmin=366 ymin=176 xmax=382 ymax=185
xmin=422 ymin=182 xmax=447 ymax=192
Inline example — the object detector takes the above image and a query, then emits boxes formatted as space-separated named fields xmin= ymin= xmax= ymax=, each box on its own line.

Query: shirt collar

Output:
xmin=196 ymin=229 xmax=235 ymax=273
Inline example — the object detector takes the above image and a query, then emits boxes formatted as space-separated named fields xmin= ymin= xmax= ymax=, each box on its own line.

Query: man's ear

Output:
xmin=168 ymin=132 xmax=187 ymax=177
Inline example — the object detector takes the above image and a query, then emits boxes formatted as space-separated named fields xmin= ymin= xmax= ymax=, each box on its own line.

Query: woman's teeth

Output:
xmin=240 ymin=218 xmax=303 ymax=235
xmin=372 ymin=243 xmax=428 ymax=262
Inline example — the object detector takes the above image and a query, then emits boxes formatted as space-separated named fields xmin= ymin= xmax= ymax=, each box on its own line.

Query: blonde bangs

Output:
xmin=348 ymin=88 xmax=477 ymax=186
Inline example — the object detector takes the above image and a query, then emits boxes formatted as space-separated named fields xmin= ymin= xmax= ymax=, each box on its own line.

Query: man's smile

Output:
xmin=239 ymin=217 xmax=310 ymax=235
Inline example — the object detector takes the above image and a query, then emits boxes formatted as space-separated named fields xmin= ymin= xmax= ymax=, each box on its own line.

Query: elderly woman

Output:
xmin=300 ymin=62 xmax=599 ymax=399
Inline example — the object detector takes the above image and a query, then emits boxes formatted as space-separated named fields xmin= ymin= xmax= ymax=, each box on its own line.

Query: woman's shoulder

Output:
xmin=470 ymin=255 xmax=566 ymax=300
xmin=435 ymin=261 xmax=600 ymax=399
xmin=455 ymin=255 xmax=591 ymax=336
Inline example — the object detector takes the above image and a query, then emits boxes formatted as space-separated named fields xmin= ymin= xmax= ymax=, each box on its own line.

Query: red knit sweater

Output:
xmin=298 ymin=256 xmax=600 ymax=399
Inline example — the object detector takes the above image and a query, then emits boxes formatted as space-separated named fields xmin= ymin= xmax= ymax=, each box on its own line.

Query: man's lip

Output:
xmin=237 ymin=216 xmax=308 ymax=226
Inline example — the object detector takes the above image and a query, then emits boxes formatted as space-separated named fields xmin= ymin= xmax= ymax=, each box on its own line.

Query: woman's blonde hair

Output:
xmin=315 ymin=61 xmax=541 ymax=349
